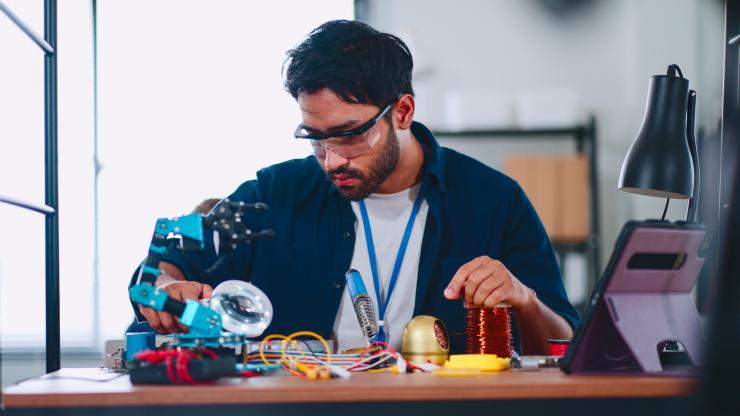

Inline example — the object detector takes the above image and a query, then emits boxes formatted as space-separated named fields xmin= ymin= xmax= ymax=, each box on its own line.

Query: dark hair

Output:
xmin=284 ymin=20 xmax=414 ymax=107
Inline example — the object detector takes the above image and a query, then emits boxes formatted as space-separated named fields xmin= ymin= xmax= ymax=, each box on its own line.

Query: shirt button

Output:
xmin=334 ymin=281 xmax=343 ymax=289
xmin=342 ymin=231 xmax=352 ymax=239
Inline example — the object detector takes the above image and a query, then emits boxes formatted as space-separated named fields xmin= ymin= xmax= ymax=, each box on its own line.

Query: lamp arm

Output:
xmin=686 ymin=89 xmax=700 ymax=222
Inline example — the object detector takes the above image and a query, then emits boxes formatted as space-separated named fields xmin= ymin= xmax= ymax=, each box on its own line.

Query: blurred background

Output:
xmin=0 ymin=0 xmax=725 ymax=386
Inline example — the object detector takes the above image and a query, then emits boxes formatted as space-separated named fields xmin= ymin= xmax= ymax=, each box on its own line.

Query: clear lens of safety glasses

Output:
xmin=311 ymin=125 xmax=382 ymax=159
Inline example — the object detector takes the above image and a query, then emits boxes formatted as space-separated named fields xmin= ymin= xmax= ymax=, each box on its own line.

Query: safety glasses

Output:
xmin=294 ymin=102 xmax=393 ymax=159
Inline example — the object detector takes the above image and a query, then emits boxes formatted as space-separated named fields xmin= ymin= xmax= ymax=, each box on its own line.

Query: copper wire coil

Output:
xmin=465 ymin=306 xmax=513 ymax=357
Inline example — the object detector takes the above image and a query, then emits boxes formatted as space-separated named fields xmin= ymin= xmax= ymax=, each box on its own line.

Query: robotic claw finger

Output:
xmin=129 ymin=198 xmax=275 ymax=346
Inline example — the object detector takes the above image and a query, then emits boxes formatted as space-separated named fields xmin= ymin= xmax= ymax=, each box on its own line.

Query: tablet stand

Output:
xmin=565 ymin=223 xmax=705 ymax=374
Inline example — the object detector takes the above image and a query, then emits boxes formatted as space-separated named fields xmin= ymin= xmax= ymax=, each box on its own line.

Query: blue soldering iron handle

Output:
xmin=345 ymin=269 xmax=379 ymax=342
xmin=345 ymin=269 xmax=369 ymax=301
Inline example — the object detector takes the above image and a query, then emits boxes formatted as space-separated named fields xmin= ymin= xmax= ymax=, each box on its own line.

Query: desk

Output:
xmin=2 ymin=368 xmax=699 ymax=416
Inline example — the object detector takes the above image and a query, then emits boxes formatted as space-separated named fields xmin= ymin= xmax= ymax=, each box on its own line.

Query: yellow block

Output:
xmin=433 ymin=368 xmax=482 ymax=377
xmin=443 ymin=354 xmax=510 ymax=372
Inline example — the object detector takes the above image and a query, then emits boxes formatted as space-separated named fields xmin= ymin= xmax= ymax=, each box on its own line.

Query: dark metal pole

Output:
xmin=44 ymin=0 xmax=60 ymax=374
xmin=703 ymin=2 xmax=740 ymax=411
xmin=718 ymin=0 xmax=740 ymax=271
xmin=587 ymin=116 xmax=601 ymax=290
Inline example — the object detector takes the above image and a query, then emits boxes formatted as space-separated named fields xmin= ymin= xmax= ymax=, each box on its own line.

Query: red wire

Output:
xmin=465 ymin=307 xmax=513 ymax=357
xmin=369 ymin=340 xmax=397 ymax=354
xmin=166 ymin=356 xmax=176 ymax=383
xmin=137 ymin=348 xmax=218 ymax=384
xmin=197 ymin=348 xmax=218 ymax=360
xmin=177 ymin=353 xmax=194 ymax=384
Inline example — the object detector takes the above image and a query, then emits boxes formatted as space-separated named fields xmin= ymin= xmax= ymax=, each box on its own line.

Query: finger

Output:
xmin=463 ymin=269 xmax=489 ymax=305
xmin=463 ymin=268 xmax=493 ymax=305
xmin=201 ymin=284 xmax=214 ymax=299
xmin=159 ymin=311 xmax=181 ymax=334
xmin=473 ymin=277 xmax=503 ymax=306
xmin=177 ymin=320 xmax=190 ymax=333
xmin=140 ymin=306 xmax=165 ymax=333
xmin=445 ymin=258 xmax=486 ymax=299
xmin=483 ymin=288 xmax=506 ymax=309
xmin=179 ymin=283 xmax=202 ymax=301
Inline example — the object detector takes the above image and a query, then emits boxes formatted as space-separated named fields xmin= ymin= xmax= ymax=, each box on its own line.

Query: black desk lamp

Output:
xmin=618 ymin=64 xmax=700 ymax=222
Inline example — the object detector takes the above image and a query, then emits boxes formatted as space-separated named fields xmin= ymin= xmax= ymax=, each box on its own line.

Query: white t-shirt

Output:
xmin=332 ymin=184 xmax=429 ymax=352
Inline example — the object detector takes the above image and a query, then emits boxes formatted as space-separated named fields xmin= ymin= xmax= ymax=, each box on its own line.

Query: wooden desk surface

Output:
xmin=1 ymin=367 xmax=699 ymax=408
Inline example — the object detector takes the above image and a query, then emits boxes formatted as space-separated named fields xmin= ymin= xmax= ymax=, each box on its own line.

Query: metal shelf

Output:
xmin=433 ymin=126 xmax=586 ymax=138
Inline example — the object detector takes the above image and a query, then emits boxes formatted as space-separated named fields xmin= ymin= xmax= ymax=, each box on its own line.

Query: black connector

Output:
xmin=130 ymin=355 xmax=237 ymax=385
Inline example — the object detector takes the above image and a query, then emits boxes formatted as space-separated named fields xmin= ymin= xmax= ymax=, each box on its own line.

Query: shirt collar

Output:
xmin=411 ymin=121 xmax=447 ymax=193
xmin=327 ymin=120 xmax=447 ymax=200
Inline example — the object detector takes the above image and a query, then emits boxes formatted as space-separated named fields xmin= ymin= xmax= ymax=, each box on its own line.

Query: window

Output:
xmin=95 ymin=1 xmax=354 ymax=343
xmin=1 ymin=0 xmax=95 ymax=351
xmin=1 ymin=1 xmax=353 ymax=354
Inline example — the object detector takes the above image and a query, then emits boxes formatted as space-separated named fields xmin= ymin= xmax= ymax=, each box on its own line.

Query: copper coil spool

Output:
xmin=465 ymin=306 xmax=513 ymax=357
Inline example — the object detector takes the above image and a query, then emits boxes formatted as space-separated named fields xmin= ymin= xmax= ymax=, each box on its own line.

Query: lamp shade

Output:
xmin=618 ymin=73 xmax=694 ymax=199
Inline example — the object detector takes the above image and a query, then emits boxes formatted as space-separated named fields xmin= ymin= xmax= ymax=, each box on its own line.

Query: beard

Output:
xmin=325 ymin=126 xmax=400 ymax=201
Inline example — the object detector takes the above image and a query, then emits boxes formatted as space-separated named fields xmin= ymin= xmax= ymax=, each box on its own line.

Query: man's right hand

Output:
xmin=138 ymin=277 xmax=214 ymax=334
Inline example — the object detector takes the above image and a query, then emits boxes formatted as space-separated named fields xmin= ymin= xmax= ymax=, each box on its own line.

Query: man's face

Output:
xmin=297 ymin=89 xmax=399 ymax=200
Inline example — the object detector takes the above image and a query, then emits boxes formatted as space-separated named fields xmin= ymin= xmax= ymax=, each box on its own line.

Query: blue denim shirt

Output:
xmin=142 ymin=121 xmax=579 ymax=352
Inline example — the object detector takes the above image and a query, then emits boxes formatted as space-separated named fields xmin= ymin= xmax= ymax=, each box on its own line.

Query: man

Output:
xmin=133 ymin=20 xmax=577 ymax=354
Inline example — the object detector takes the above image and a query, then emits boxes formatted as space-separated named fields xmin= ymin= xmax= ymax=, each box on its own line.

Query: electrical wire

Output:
xmin=140 ymin=330 xmax=432 ymax=382
xmin=134 ymin=348 xmax=220 ymax=384
xmin=668 ymin=64 xmax=684 ymax=78
xmin=258 ymin=333 xmax=289 ymax=365
xmin=465 ymin=306 xmax=514 ymax=357
xmin=661 ymin=198 xmax=670 ymax=221
xmin=15 ymin=373 xmax=127 ymax=384
xmin=283 ymin=331 xmax=332 ymax=365
xmin=251 ymin=332 xmax=418 ymax=377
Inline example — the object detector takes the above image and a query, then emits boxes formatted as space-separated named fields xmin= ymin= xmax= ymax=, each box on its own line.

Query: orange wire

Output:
xmin=465 ymin=306 xmax=513 ymax=357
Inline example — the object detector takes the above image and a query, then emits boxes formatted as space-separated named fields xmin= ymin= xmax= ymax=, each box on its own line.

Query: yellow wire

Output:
xmin=255 ymin=332 xmax=404 ymax=377
xmin=368 ymin=368 xmax=392 ymax=373
xmin=257 ymin=330 xmax=333 ymax=378
xmin=259 ymin=334 xmax=289 ymax=365
xmin=283 ymin=330 xmax=332 ymax=366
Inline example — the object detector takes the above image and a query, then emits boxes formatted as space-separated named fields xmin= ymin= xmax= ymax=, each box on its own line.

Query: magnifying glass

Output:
xmin=206 ymin=280 xmax=273 ymax=338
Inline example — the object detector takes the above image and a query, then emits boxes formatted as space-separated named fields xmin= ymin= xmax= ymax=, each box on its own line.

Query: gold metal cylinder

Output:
xmin=401 ymin=315 xmax=450 ymax=366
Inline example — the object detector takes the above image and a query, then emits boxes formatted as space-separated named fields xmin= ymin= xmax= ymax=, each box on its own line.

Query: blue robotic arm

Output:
xmin=129 ymin=199 xmax=273 ymax=338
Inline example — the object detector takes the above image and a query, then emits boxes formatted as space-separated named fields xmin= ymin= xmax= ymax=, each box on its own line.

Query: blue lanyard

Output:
xmin=358 ymin=188 xmax=424 ymax=343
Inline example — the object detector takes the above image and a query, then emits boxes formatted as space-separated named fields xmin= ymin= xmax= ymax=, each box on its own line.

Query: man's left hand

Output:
xmin=444 ymin=256 xmax=535 ymax=310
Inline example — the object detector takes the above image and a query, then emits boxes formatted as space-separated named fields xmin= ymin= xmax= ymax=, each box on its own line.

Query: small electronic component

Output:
xmin=125 ymin=332 xmax=156 ymax=362
xmin=510 ymin=355 xmax=561 ymax=371
xmin=104 ymin=339 xmax=125 ymax=371
xmin=129 ymin=349 xmax=237 ymax=384
xmin=548 ymin=339 xmax=571 ymax=357
xmin=401 ymin=315 xmax=450 ymax=365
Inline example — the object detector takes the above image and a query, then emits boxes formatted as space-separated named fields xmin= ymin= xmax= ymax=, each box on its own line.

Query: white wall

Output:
xmin=363 ymin=0 xmax=724 ymax=267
